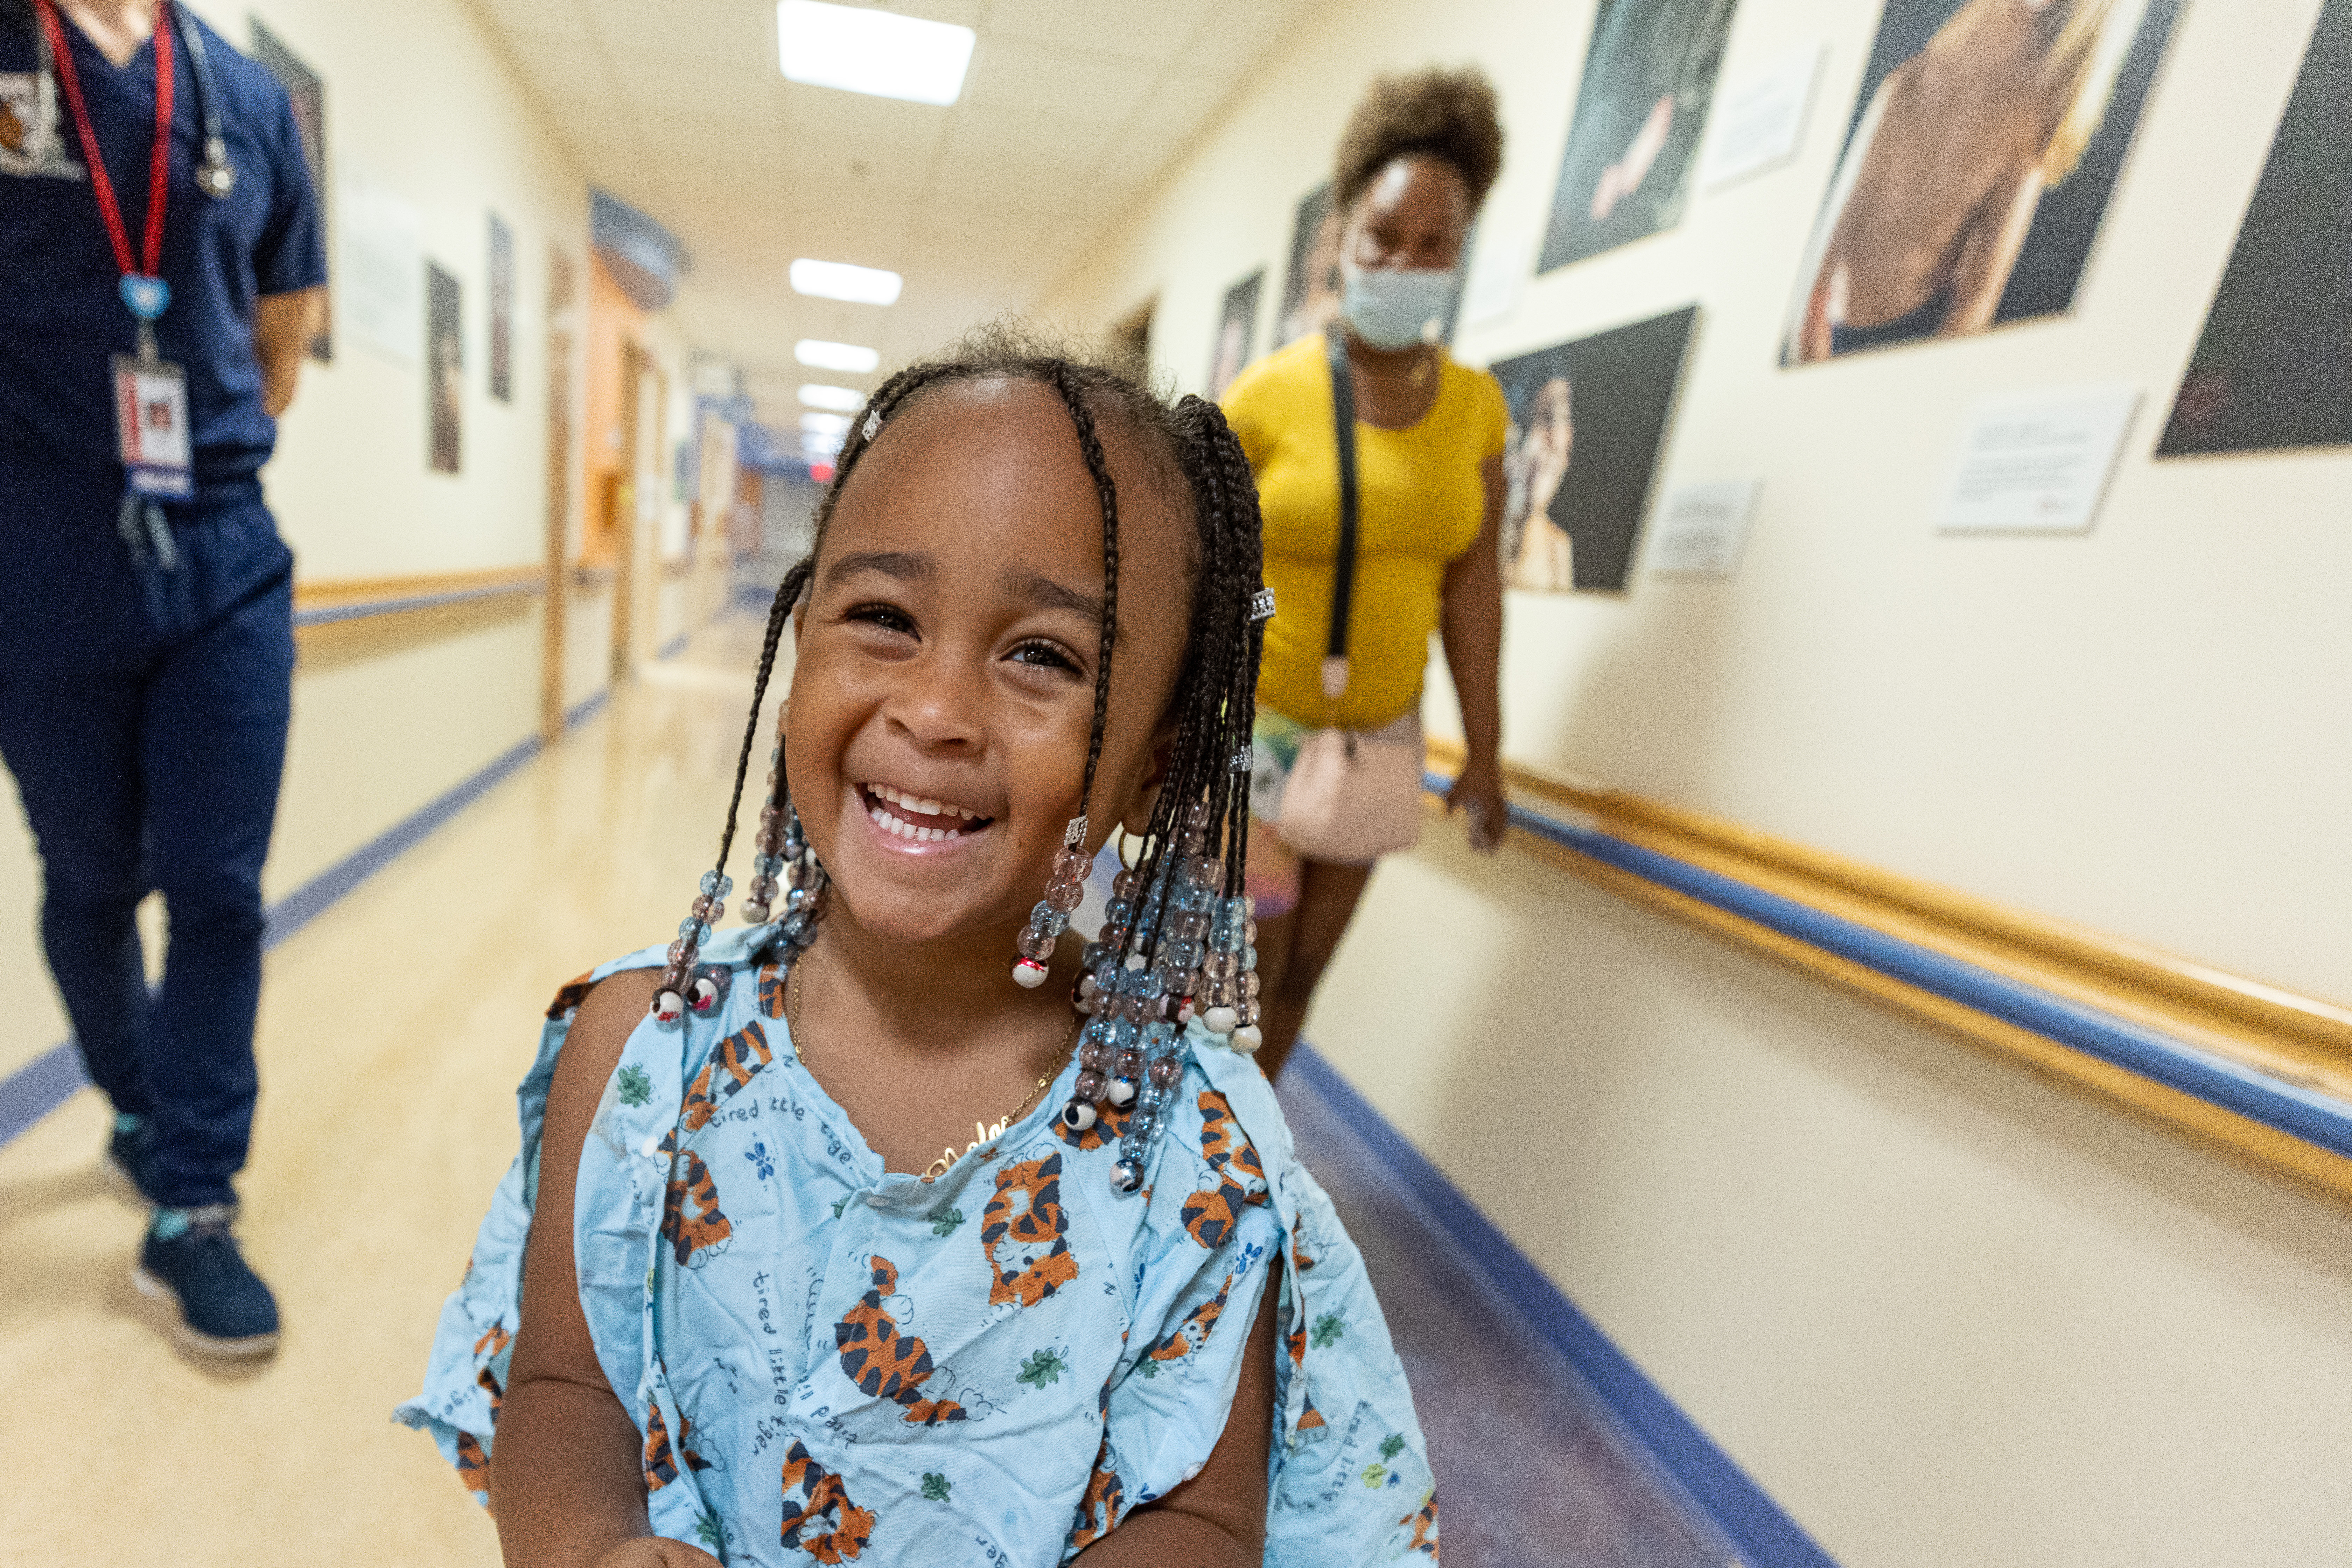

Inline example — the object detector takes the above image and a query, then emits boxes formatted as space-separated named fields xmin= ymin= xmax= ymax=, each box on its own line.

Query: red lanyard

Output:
xmin=35 ymin=0 xmax=174 ymax=282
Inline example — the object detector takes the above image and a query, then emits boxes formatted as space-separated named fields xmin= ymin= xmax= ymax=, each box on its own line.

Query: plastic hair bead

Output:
xmin=1017 ymin=926 xmax=1057 ymax=962
xmin=1011 ymin=957 xmax=1049 ymax=989
xmin=1202 ymin=1005 xmax=1239 ymax=1035
xmin=741 ymin=901 xmax=772 ymax=924
xmin=1112 ymin=1157 xmax=1144 ymax=1194
xmin=652 ymin=990 xmax=684 ymax=1024
xmin=1105 ymin=1077 xmax=1138 ymax=1108
xmin=687 ymin=975 xmax=721 ymax=1012
xmin=699 ymin=871 xmax=733 ymax=898
xmin=1074 ymin=1069 xmax=1106 ymax=1101
xmin=1147 ymin=1056 xmax=1182 ymax=1089
xmin=1230 ymin=1025 xmax=1264 ymax=1054
xmin=1062 ymin=1099 xmax=1097 ymax=1132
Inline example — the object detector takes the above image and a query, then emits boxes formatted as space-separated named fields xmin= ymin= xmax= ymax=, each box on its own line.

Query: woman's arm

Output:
xmin=1078 ymin=1268 xmax=1281 ymax=1566
xmin=1441 ymin=454 xmax=1507 ymax=851
xmin=491 ymin=969 xmax=719 ymax=1568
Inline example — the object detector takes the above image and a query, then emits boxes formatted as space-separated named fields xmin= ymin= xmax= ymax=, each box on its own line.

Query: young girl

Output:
xmin=398 ymin=330 xmax=1440 ymax=1566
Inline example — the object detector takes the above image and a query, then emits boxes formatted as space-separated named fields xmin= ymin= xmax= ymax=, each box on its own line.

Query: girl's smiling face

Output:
xmin=786 ymin=376 xmax=1195 ymax=950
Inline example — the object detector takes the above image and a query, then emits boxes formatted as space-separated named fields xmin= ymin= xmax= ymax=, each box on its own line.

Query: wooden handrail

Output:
xmin=292 ymin=566 xmax=545 ymax=630
xmin=1426 ymin=735 xmax=2352 ymax=1199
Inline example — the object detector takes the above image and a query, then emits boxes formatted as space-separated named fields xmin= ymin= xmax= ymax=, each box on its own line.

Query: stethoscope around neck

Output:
xmin=27 ymin=0 xmax=236 ymax=198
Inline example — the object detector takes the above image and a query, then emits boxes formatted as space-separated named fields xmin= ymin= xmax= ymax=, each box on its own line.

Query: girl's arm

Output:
xmin=491 ymin=970 xmax=719 ymax=1568
xmin=1079 ymin=1271 xmax=1282 ymax=1566
xmin=1441 ymin=454 xmax=1508 ymax=851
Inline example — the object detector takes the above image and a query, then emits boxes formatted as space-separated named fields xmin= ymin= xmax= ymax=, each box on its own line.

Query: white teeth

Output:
xmin=917 ymin=797 xmax=941 ymax=816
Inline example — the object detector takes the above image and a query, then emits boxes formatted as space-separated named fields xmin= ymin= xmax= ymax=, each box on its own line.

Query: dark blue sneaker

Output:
xmin=102 ymin=1113 xmax=157 ymax=1203
xmin=132 ymin=1205 xmax=280 ymax=1357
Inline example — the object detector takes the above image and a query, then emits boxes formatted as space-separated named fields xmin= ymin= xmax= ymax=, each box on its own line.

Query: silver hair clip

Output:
xmin=1249 ymin=588 xmax=1275 ymax=621
xmin=1230 ymin=746 xmax=1253 ymax=773
xmin=862 ymin=410 xmax=881 ymax=441
xmin=1063 ymin=815 xmax=1088 ymax=846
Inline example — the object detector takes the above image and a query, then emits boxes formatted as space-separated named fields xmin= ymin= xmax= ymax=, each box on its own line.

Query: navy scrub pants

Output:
xmin=0 ymin=459 xmax=294 ymax=1210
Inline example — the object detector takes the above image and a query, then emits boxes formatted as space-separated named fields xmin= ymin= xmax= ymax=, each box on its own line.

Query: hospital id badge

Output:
xmin=113 ymin=354 xmax=194 ymax=498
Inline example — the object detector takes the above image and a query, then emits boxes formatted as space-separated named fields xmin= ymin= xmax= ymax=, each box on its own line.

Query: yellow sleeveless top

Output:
xmin=1223 ymin=334 xmax=1506 ymax=731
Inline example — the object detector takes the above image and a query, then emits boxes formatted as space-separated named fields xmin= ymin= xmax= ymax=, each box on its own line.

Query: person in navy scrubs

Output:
xmin=0 ymin=0 xmax=323 ymax=1356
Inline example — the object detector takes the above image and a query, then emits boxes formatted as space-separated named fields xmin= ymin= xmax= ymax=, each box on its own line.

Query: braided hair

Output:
xmin=652 ymin=324 xmax=1270 ymax=1071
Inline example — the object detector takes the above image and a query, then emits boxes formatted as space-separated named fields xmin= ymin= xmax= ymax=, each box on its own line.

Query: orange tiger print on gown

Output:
xmin=1182 ymin=1090 xmax=1269 ymax=1250
xmin=759 ymin=962 xmax=788 ymax=1020
xmin=681 ymin=1020 xmax=773 ymax=1131
xmin=453 ymin=1430 xmax=490 ymax=1498
xmin=834 ymin=1257 xmax=966 ymax=1426
xmin=544 ymin=969 xmax=597 ymax=1020
xmin=1397 ymin=1493 xmax=1440 ymax=1557
xmin=1144 ymin=1271 xmax=1234 ymax=1367
xmin=1068 ymin=1435 xmax=1125 ymax=1548
xmin=780 ymin=1438 xmax=877 ymax=1563
xmin=660 ymin=1150 xmax=733 ymax=1268
xmin=981 ymin=1153 xmax=1079 ymax=1307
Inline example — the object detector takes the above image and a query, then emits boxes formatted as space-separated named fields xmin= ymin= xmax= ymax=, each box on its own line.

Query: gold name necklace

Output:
xmin=789 ymin=953 xmax=1080 ymax=1183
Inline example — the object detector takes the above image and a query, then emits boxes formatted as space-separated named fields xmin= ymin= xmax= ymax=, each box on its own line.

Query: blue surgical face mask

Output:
xmin=1338 ymin=260 xmax=1457 ymax=351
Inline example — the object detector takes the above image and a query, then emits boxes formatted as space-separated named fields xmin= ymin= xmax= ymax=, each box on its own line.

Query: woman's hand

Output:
xmin=590 ymin=1540 xmax=723 ymax=1568
xmin=1447 ymin=755 xmax=1507 ymax=853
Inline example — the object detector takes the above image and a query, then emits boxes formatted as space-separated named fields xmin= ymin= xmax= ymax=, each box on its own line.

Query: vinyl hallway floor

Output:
xmin=0 ymin=617 xmax=1722 ymax=1566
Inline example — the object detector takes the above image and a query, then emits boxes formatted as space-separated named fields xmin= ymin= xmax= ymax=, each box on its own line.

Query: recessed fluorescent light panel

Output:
xmin=776 ymin=0 xmax=975 ymax=106
xmin=795 ymin=339 xmax=880 ymax=373
xmin=801 ymin=412 xmax=852 ymax=437
xmin=799 ymin=384 xmax=864 ymax=412
xmin=791 ymin=259 xmax=902 ymax=306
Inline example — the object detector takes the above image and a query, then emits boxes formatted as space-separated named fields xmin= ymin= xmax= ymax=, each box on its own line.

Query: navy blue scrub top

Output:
xmin=0 ymin=4 xmax=325 ymax=499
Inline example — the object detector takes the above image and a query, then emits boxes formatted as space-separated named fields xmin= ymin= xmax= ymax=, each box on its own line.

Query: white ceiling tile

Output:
xmin=581 ymin=0 xmax=771 ymax=64
xmin=783 ymin=85 xmax=951 ymax=156
xmin=945 ymin=104 xmax=1112 ymax=175
xmin=791 ymin=140 xmax=933 ymax=196
xmin=1177 ymin=0 xmax=1310 ymax=76
xmin=479 ymin=0 xmax=587 ymax=37
xmin=621 ymin=54 xmax=786 ymax=117
xmin=538 ymin=91 xmax=645 ymax=154
xmin=926 ymin=154 xmax=1081 ymax=217
xmin=962 ymin=38 xmax=1157 ymax=126
xmin=500 ymin=27 xmax=615 ymax=98
xmin=1125 ymin=67 xmax=1233 ymax=144
xmin=638 ymin=110 xmax=793 ymax=168
xmin=985 ymin=0 xmax=1216 ymax=65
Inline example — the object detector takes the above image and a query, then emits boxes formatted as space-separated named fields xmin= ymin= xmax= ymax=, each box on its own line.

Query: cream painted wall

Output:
xmin=1045 ymin=0 xmax=2351 ymax=1003
xmin=1041 ymin=0 xmax=2352 ymax=1560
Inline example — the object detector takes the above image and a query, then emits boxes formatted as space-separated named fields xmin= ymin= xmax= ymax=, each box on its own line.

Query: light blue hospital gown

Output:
xmin=397 ymin=924 xmax=1441 ymax=1565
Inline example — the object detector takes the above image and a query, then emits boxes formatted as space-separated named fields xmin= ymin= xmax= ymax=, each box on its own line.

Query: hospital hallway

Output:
xmin=0 ymin=615 xmax=1717 ymax=1567
xmin=5 ymin=0 xmax=2352 ymax=1564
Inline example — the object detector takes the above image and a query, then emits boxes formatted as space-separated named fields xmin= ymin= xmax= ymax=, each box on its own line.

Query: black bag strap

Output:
xmin=1322 ymin=329 xmax=1359 ymax=700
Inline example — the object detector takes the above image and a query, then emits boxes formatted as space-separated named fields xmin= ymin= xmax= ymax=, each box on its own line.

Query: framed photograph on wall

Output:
xmin=489 ymin=212 xmax=514 ymax=403
xmin=1208 ymin=270 xmax=1263 ymax=397
xmin=1780 ymin=0 xmax=2182 ymax=366
xmin=249 ymin=20 xmax=330 ymax=361
xmin=1538 ymin=0 xmax=1738 ymax=272
xmin=427 ymin=262 xmax=462 ymax=473
xmin=1493 ymin=305 xmax=1698 ymax=594
xmin=2157 ymin=0 xmax=2350 ymax=456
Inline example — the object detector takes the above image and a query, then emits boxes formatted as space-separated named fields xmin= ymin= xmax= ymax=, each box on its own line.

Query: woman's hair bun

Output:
xmin=1334 ymin=67 xmax=1504 ymax=213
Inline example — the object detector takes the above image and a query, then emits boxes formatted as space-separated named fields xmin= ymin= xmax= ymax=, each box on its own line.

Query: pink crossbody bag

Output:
xmin=1270 ymin=333 xmax=1427 ymax=866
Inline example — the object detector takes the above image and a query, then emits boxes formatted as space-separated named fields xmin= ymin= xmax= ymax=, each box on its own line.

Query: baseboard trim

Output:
xmin=1287 ymin=1042 xmax=1840 ymax=1568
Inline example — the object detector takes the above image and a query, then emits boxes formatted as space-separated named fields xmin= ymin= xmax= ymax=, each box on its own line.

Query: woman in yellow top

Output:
xmin=1223 ymin=70 xmax=1508 ymax=1080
